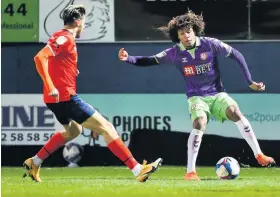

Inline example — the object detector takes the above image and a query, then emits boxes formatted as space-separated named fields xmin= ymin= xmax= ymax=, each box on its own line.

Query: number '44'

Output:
xmin=4 ymin=3 xmax=27 ymax=16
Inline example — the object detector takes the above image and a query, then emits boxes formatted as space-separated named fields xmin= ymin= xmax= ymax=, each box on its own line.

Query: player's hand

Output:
xmin=249 ymin=82 xmax=265 ymax=91
xmin=118 ymin=48 xmax=128 ymax=61
xmin=49 ymin=88 xmax=59 ymax=103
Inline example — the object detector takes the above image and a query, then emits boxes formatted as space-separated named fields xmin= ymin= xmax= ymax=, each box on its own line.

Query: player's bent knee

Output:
xmin=81 ymin=111 xmax=105 ymax=129
xmin=193 ymin=116 xmax=207 ymax=131
xmin=100 ymin=122 xmax=116 ymax=134
xmin=62 ymin=121 xmax=82 ymax=140
xmin=81 ymin=112 xmax=118 ymax=136
xmin=94 ymin=121 xmax=119 ymax=140
xmin=226 ymin=105 xmax=242 ymax=121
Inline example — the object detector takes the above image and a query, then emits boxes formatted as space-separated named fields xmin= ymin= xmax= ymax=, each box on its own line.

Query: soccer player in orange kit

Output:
xmin=23 ymin=4 xmax=162 ymax=183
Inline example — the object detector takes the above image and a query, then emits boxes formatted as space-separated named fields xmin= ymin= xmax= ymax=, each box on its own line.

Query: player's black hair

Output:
xmin=158 ymin=10 xmax=205 ymax=43
xmin=62 ymin=4 xmax=86 ymax=25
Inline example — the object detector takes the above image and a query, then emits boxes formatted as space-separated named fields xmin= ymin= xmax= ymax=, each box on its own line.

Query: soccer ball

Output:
xmin=62 ymin=142 xmax=84 ymax=164
xmin=216 ymin=157 xmax=240 ymax=180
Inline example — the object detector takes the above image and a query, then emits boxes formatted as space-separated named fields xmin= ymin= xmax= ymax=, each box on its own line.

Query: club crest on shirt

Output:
xmin=200 ymin=53 xmax=208 ymax=60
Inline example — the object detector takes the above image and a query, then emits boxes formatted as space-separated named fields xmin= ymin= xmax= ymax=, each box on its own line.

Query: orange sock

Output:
xmin=108 ymin=138 xmax=138 ymax=170
xmin=37 ymin=132 xmax=66 ymax=160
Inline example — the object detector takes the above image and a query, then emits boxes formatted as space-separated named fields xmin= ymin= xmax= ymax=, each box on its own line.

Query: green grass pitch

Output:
xmin=2 ymin=166 xmax=280 ymax=197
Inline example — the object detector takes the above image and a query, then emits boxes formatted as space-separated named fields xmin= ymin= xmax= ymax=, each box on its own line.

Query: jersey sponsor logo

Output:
xmin=183 ymin=63 xmax=212 ymax=76
xmin=183 ymin=65 xmax=196 ymax=76
xmin=200 ymin=53 xmax=208 ymax=60
xmin=195 ymin=63 xmax=212 ymax=74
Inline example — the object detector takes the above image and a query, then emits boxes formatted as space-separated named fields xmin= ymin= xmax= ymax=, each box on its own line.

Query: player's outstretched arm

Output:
xmin=34 ymin=46 xmax=59 ymax=101
xmin=207 ymin=38 xmax=265 ymax=92
xmin=118 ymin=48 xmax=159 ymax=67
xmin=229 ymin=49 xmax=265 ymax=91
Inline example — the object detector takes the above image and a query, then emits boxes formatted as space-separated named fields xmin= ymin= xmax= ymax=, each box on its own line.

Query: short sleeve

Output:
xmin=47 ymin=35 xmax=71 ymax=56
xmin=206 ymin=37 xmax=232 ymax=57
xmin=154 ymin=47 xmax=176 ymax=65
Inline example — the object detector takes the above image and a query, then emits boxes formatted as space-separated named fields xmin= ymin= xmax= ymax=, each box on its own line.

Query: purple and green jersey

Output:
xmin=126 ymin=37 xmax=253 ymax=98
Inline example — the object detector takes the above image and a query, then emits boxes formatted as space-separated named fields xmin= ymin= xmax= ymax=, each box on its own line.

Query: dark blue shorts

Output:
xmin=46 ymin=95 xmax=95 ymax=125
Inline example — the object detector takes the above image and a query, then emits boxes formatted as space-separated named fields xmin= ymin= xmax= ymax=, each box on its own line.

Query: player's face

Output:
xmin=177 ymin=27 xmax=196 ymax=48
xmin=76 ymin=17 xmax=86 ymax=38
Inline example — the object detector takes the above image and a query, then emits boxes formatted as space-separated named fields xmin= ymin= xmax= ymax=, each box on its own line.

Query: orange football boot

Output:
xmin=184 ymin=171 xmax=201 ymax=181
xmin=136 ymin=158 xmax=163 ymax=182
xmin=256 ymin=153 xmax=276 ymax=167
xmin=23 ymin=158 xmax=41 ymax=182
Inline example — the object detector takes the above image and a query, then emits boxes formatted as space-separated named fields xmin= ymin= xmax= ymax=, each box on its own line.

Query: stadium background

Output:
xmin=1 ymin=0 xmax=280 ymax=168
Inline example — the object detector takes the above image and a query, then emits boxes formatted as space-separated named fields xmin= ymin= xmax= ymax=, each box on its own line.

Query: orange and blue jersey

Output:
xmin=44 ymin=29 xmax=78 ymax=103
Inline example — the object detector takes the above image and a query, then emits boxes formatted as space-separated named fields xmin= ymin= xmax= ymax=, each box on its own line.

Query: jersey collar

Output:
xmin=178 ymin=37 xmax=201 ymax=51
xmin=62 ymin=29 xmax=75 ymax=39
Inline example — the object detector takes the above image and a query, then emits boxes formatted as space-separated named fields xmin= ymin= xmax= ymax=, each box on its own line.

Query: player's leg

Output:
xmin=32 ymin=120 xmax=82 ymax=165
xmin=69 ymin=95 xmax=162 ymax=182
xmin=23 ymin=103 xmax=82 ymax=182
xmin=212 ymin=92 xmax=275 ymax=167
xmin=184 ymin=96 xmax=210 ymax=181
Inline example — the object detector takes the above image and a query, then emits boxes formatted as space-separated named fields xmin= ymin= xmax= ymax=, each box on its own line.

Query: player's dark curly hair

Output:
xmin=62 ymin=4 xmax=86 ymax=25
xmin=158 ymin=10 xmax=205 ymax=43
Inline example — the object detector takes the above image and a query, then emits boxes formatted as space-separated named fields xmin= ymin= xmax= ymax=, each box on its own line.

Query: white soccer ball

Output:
xmin=62 ymin=142 xmax=84 ymax=164
xmin=216 ymin=156 xmax=240 ymax=180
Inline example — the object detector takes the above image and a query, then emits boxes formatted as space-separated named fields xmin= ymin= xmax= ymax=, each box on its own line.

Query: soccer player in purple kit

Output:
xmin=118 ymin=10 xmax=275 ymax=181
